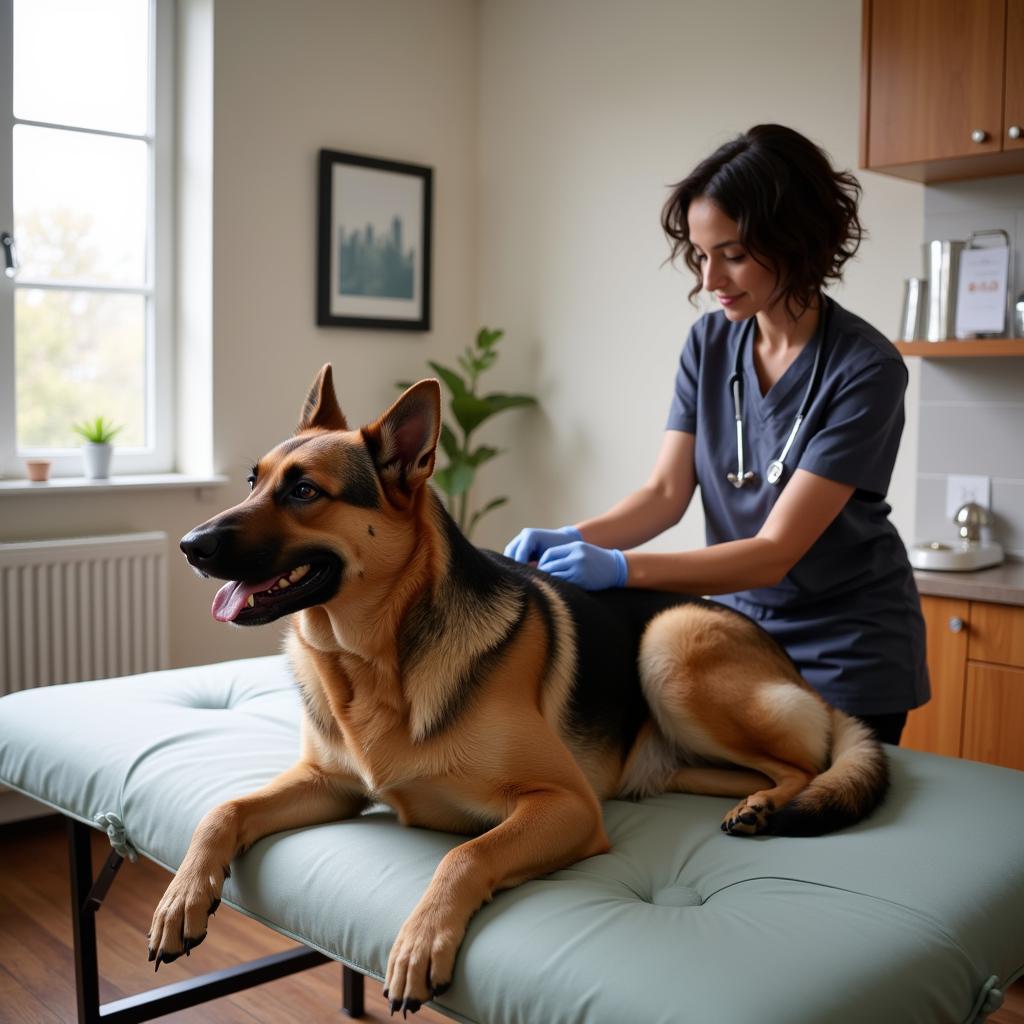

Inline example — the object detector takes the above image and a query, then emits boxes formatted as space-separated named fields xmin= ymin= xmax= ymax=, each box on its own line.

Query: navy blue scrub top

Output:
xmin=666 ymin=297 xmax=929 ymax=716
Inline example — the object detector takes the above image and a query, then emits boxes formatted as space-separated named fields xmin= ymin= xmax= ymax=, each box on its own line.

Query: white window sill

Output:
xmin=0 ymin=473 xmax=229 ymax=497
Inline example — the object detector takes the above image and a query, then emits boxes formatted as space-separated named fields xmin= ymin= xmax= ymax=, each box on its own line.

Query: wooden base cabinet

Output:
xmin=902 ymin=596 xmax=969 ymax=757
xmin=963 ymin=664 xmax=1024 ymax=770
xmin=904 ymin=595 xmax=1024 ymax=769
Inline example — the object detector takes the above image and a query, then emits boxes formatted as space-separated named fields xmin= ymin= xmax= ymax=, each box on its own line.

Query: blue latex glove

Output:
xmin=536 ymin=541 xmax=628 ymax=590
xmin=504 ymin=525 xmax=581 ymax=564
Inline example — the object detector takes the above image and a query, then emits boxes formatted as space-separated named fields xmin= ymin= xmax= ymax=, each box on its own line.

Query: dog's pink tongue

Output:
xmin=212 ymin=577 xmax=279 ymax=622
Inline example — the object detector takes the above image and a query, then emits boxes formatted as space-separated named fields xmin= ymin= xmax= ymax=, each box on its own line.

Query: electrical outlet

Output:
xmin=946 ymin=475 xmax=991 ymax=519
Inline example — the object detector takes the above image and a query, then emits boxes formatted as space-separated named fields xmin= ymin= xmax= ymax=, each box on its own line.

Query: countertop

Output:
xmin=913 ymin=558 xmax=1024 ymax=607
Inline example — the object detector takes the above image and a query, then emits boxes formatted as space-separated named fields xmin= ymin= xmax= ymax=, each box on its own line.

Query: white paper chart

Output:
xmin=955 ymin=244 xmax=1009 ymax=337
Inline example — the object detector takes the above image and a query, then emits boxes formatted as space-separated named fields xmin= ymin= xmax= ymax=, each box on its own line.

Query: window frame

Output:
xmin=0 ymin=0 xmax=175 ymax=480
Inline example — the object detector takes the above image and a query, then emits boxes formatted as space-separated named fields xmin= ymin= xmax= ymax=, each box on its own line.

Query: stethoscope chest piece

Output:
xmin=765 ymin=460 xmax=784 ymax=485
xmin=727 ymin=470 xmax=757 ymax=489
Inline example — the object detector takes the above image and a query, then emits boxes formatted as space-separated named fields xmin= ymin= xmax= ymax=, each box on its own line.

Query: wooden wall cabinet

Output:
xmin=903 ymin=595 xmax=1024 ymax=770
xmin=861 ymin=0 xmax=1024 ymax=182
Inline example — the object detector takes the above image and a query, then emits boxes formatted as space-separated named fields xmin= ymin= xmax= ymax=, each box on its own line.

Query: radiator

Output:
xmin=0 ymin=532 xmax=169 ymax=695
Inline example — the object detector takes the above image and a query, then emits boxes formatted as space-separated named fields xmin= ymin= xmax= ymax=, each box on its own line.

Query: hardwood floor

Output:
xmin=0 ymin=816 xmax=448 ymax=1023
xmin=1 ymin=815 xmax=1022 ymax=1023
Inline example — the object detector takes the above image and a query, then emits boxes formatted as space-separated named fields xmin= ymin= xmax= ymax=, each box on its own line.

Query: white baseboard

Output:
xmin=0 ymin=786 xmax=54 ymax=825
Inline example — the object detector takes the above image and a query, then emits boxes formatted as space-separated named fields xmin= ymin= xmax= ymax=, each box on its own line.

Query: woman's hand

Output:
xmin=537 ymin=541 xmax=628 ymax=589
xmin=504 ymin=525 xmax=581 ymax=564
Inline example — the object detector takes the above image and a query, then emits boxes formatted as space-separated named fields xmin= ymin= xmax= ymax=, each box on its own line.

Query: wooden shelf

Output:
xmin=895 ymin=339 xmax=1024 ymax=358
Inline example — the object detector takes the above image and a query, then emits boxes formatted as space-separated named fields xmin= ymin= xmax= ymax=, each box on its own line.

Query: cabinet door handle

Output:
xmin=948 ymin=617 xmax=965 ymax=633
xmin=1009 ymin=125 xmax=1023 ymax=140
xmin=971 ymin=129 xmax=989 ymax=143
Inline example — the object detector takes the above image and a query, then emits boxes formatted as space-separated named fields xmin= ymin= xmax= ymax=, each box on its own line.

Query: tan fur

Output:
xmin=150 ymin=367 xmax=887 ymax=1013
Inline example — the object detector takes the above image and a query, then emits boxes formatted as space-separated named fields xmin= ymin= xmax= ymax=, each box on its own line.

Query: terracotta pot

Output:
xmin=25 ymin=459 xmax=52 ymax=483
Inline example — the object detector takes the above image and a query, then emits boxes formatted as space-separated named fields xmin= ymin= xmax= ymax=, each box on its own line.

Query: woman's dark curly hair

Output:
xmin=661 ymin=124 xmax=864 ymax=318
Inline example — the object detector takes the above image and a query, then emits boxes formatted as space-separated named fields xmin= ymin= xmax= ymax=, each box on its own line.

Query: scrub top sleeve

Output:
xmin=797 ymin=358 xmax=907 ymax=499
xmin=665 ymin=320 xmax=703 ymax=432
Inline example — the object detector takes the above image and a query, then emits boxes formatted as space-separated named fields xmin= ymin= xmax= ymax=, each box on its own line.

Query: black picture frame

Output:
xmin=316 ymin=149 xmax=433 ymax=330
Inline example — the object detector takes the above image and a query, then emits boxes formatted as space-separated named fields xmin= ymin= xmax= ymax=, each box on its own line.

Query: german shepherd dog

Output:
xmin=152 ymin=365 xmax=887 ymax=1014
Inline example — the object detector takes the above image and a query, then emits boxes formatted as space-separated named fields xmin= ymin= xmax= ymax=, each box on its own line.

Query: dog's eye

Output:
xmin=291 ymin=482 xmax=321 ymax=502
xmin=246 ymin=474 xmax=256 ymax=492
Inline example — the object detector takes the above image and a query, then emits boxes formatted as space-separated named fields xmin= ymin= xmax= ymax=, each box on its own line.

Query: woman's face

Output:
xmin=687 ymin=196 xmax=778 ymax=322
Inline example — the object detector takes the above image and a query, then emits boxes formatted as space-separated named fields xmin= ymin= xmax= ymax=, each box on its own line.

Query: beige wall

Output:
xmin=476 ymin=0 xmax=924 ymax=553
xmin=0 ymin=0 xmax=480 ymax=668
xmin=0 ymin=0 xmax=926 ymax=672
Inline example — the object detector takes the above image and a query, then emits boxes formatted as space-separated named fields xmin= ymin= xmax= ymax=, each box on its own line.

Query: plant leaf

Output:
xmin=72 ymin=415 xmax=122 ymax=443
xmin=467 ymin=496 xmax=508 ymax=538
xmin=433 ymin=459 xmax=475 ymax=498
xmin=477 ymin=328 xmax=504 ymax=350
xmin=427 ymin=361 xmax=468 ymax=399
xmin=467 ymin=444 xmax=501 ymax=467
xmin=439 ymin=423 xmax=459 ymax=460
xmin=484 ymin=392 xmax=537 ymax=410
xmin=452 ymin=392 xmax=537 ymax=434
xmin=450 ymin=395 xmax=493 ymax=434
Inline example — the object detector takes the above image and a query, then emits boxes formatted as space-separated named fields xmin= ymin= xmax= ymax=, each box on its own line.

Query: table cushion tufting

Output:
xmin=1 ymin=655 xmax=1022 ymax=1024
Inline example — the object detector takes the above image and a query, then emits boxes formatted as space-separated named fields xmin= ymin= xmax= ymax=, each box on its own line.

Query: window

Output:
xmin=0 ymin=0 xmax=174 ymax=478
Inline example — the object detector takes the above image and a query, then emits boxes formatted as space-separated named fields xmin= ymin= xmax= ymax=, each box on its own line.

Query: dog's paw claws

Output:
xmin=158 ymin=948 xmax=181 ymax=968
xmin=403 ymin=998 xmax=422 ymax=1016
xmin=721 ymin=797 xmax=772 ymax=836
xmin=431 ymin=981 xmax=451 ymax=998
xmin=149 ymin=865 xmax=225 ymax=971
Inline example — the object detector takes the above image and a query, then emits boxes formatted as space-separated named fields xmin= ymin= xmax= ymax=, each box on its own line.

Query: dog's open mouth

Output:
xmin=211 ymin=557 xmax=342 ymax=626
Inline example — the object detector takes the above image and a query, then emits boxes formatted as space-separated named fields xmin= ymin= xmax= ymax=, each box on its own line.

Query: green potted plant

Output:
xmin=72 ymin=416 xmax=122 ymax=480
xmin=399 ymin=327 xmax=537 ymax=539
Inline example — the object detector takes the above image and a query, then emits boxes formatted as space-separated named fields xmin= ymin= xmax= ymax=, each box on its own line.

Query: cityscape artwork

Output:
xmin=317 ymin=149 xmax=433 ymax=330
xmin=338 ymin=216 xmax=414 ymax=300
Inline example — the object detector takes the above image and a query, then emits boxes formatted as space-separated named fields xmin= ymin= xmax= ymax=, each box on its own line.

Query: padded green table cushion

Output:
xmin=1 ymin=656 xmax=1022 ymax=1023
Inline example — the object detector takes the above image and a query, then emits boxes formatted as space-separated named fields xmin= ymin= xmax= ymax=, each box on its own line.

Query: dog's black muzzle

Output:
xmin=181 ymin=517 xmax=344 ymax=625
xmin=179 ymin=518 xmax=278 ymax=582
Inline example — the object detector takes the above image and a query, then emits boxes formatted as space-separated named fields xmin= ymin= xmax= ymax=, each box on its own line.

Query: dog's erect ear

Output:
xmin=297 ymin=364 xmax=348 ymax=433
xmin=363 ymin=380 xmax=441 ymax=507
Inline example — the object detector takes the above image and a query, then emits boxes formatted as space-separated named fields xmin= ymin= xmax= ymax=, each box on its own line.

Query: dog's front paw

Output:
xmin=383 ymin=906 xmax=461 ymax=1016
xmin=147 ymin=863 xmax=227 ymax=969
xmin=721 ymin=796 xmax=773 ymax=836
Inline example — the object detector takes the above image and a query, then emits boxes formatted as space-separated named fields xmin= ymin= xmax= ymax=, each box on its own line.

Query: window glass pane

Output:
xmin=16 ymin=289 xmax=146 ymax=450
xmin=13 ymin=0 xmax=149 ymax=135
xmin=13 ymin=125 xmax=148 ymax=286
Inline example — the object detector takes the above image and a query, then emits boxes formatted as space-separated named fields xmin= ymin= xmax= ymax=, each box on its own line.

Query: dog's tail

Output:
xmin=768 ymin=709 xmax=889 ymax=837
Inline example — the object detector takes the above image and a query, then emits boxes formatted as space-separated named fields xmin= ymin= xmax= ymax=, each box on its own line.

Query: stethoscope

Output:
xmin=727 ymin=299 xmax=830 ymax=488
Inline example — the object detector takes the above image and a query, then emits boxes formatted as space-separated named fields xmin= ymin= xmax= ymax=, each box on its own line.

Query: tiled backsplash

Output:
xmin=914 ymin=176 xmax=1024 ymax=557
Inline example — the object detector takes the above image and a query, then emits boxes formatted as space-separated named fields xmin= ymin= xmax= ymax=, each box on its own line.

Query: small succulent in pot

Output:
xmin=73 ymin=416 xmax=123 ymax=479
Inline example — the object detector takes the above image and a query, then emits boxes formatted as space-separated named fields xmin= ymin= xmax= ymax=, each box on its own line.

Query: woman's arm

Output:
xmin=574 ymin=430 xmax=698 ymax=550
xmin=623 ymin=468 xmax=854 ymax=594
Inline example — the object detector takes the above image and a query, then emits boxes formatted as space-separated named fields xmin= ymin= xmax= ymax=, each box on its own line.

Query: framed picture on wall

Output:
xmin=316 ymin=149 xmax=433 ymax=331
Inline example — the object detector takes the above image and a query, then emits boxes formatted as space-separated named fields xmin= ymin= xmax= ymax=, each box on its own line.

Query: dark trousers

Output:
xmin=856 ymin=712 xmax=907 ymax=746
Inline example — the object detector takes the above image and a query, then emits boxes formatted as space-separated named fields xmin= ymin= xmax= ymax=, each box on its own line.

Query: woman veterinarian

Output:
xmin=505 ymin=124 xmax=928 ymax=745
